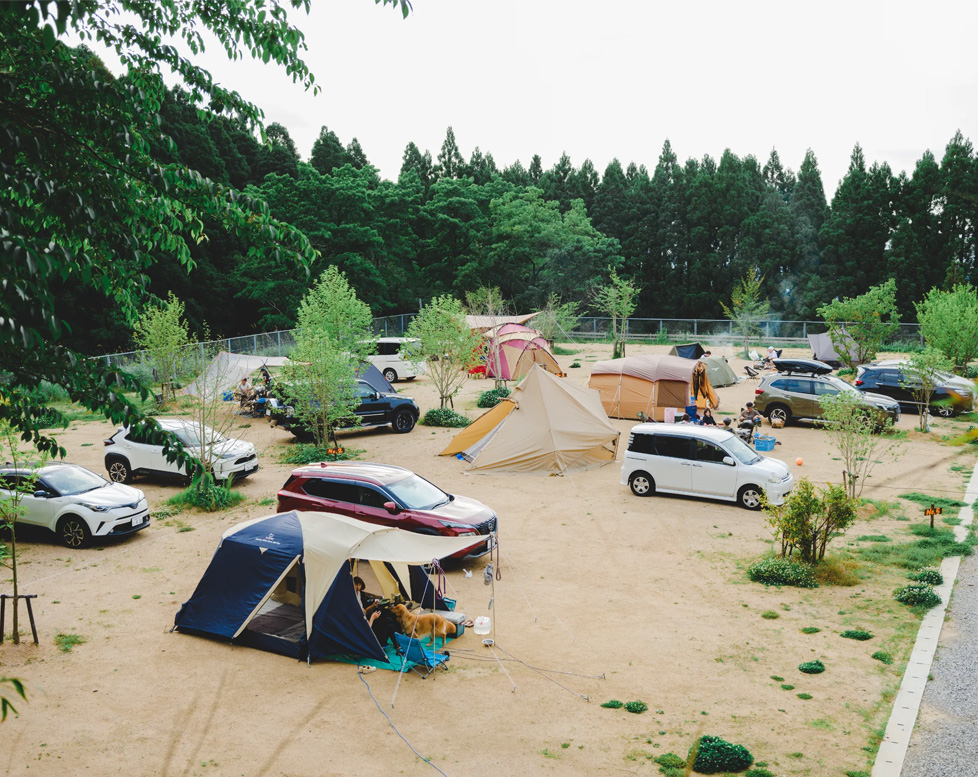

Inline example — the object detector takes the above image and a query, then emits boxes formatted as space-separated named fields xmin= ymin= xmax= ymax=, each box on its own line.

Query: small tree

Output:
xmin=764 ymin=477 xmax=858 ymax=563
xmin=820 ymin=389 xmax=903 ymax=498
xmin=817 ymin=279 xmax=900 ymax=371
xmin=465 ymin=286 xmax=510 ymax=388
xmin=407 ymin=295 xmax=482 ymax=408
xmin=535 ymin=293 xmax=580 ymax=346
xmin=592 ymin=270 xmax=640 ymax=359
xmin=902 ymin=349 xmax=955 ymax=432
xmin=916 ymin=284 xmax=978 ymax=373
xmin=282 ymin=267 xmax=372 ymax=447
xmin=721 ymin=270 xmax=771 ymax=356
xmin=0 ymin=422 xmax=48 ymax=645
xmin=133 ymin=292 xmax=192 ymax=402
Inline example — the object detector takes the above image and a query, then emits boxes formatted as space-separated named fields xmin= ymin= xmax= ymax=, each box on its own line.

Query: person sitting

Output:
xmin=739 ymin=402 xmax=761 ymax=425
xmin=679 ymin=413 xmax=691 ymax=424
xmin=237 ymin=376 xmax=255 ymax=406
xmin=722 ymin=417 xmax=733 ymax=429
xmin=354 ymin=576 xmax=400 ymax=651
xmin=763 ymin=346 xmax=778 ymax=369
xmin=701 ymin=408 xmax=718 ymax=426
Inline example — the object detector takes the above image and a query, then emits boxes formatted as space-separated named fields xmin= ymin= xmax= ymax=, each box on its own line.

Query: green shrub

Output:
xmin=800 ymin=626 xmax=821 ymax=634
xmin=908 ymin=568 xmax=944 ymax=586
xmin=894 ymin=583 xmax=942 ymax=609
xmin=421 ymin=408 xmax=471 ymax=427
xmin=769 ymin=675 xmax=784 ymax=682
xmin=840 ymin=629 xmax=874 ymax=641
xmin=798 ymin=660 xmax=825 ymax=674
xmin=761 ymin=610 xmax=780 ymax=620
xmin=570 ymin=361 xmax=581 ymax=368
xmin=624 ymin=701 xmax=648 ymax=714
xmin=54 ymin=631 xmax=85 ymax=653
xmin=691 ymin=735 xmax=754 ymax=774
xmin=653 ymin=753 xmax=686 ymax=769
xmin=600 ymin=700 xmax=623 ymax=709
xmin=280 ymin=445 xmax=362 ymax=465
xmin=871 ymin=651 xmax=894 ymax=665
xmin=746 ymin=769 xmax=774 ymax=777
xmin=476 ymin=387 xmax=511 ymax=408
xmin=781 ymin=684 xmax=795 ymax=691
xmin=746 ymin=557 xmax=818 ymax=588
xmin=797 ymin=693 xmax=813 ymax=700
xmin=166 ymin=472 xmax=244 ymax=512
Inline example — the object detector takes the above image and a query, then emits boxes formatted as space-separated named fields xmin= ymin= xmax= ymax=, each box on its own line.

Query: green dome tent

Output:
xmin=701 ymin=355 xmax=737 ymax=388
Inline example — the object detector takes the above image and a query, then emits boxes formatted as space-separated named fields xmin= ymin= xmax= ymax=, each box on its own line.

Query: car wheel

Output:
xmin=738 ymin=485 xmax=764 ymax=511
xmin=767 ymin=404 xmax=791 ymax=425
xmin=932 ymin=404 xmax=956 ymax=418
xmin=383 ymin=368 xmax=397 ymax=383
xmin=57 ymin=515 xmax=91 ymax=548
xmin=107 ymin=457 xmax=133 ymax=484
xmin=392 ymin=409 xmax=416 ymax=434
xmin=629 ymin=472 xmax=655 ymax=497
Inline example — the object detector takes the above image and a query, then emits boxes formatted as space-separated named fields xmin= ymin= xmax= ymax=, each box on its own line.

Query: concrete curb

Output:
xmin=871 ymin=465 xmax=978 ymax=777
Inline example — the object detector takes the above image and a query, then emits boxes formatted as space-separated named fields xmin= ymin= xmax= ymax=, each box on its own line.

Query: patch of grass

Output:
xmin=908 ymin=568 xmax=944 ymax=586
xmin=153 ymin=506 xmax=180 ymax=521
xmin=898 ymin=492 xmax=965 ymax=511
xmin=256 ymin=496 xmax=276 ymax=507
xmin=871 ymin=651 xmax=894 ymax=665
xmin=624 ymin=701 xmax=648 ymax=714
xmin=770 ymin=675 xmax=784 ymax=682
xmin=840 ymin=629 xmax=874 ymax=641
xmin=856 ymin=534 xmax=891 ymax=543
xmin=798 ymin=660 xmax=825 ymax=674
xmin=862 ymin=499 xmax=901 ymax=519
xmin=894 ymin=583 xmax=942 ymax=609
xmin=541 ymin=748 xmax=559 ymax=759
xmin=761 ymin=610 xmax=780 ymax=620
xmin=600 ymin=700 xmax=623 ymax=708
xmin=814 ymin=556 xmax=861 ymax=586
xmin=54 ymin=631 xmax=85 ymax=653
xmin=569 ymin=361 xmax=581 ymax=368
xmin=280 ymin=445 xmax=363 ymax=465
xmin=781 ymin=684 xmax=795 ymax=691
xmin=421 ymin=408 xmax=471 ymax=427
xmin=801 ymin=626 xmax=821 ymax=634
xmin=167 ymin=474 xmax=245 ymax=512
xmin=856 ymin=525 xmax=974 ymax=570
xmin=132 ymin=594 xmax=141 ymax=600
xmin=797 ymin=693 xmax=814 ymax=700
xmin=746 ymin=768 xmax=774 ymax=777
xmin=654 ymin=753 xmax=686 ymax=768
xmin=552 ymin=345 xmax=579 ymax=356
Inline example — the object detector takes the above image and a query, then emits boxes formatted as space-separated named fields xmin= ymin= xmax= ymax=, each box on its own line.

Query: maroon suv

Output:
xmin=276 ymin=462 xmax=497 ymax=558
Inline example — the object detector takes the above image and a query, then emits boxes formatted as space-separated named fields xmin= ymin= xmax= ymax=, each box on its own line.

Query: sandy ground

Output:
xmin=1 ymin=342 xmax=975 ymax=777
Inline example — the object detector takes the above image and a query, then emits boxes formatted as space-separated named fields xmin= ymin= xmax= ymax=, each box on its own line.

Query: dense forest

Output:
xmin=63 ymin=85 xmax=978 ymax=354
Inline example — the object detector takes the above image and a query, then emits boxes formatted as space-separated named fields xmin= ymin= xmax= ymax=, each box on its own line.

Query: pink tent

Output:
xmin=484 ymin=324 xmax=563 ymax=381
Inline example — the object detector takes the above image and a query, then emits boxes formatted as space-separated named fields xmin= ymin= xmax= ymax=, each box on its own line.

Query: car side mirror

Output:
xmin=383 ymin=501 xmax=400 ymax=514
xmin=722 ymin=456 xmax=735 ymax=466
xmin=33 ymin=490 xmax=49 ymax=498
xmin=372 ymin=392 xmax=381 ymax=400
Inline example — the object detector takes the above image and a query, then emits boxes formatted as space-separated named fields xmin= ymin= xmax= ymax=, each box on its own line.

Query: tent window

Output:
xmin=653 ymin=435 xmax=692 ymax=459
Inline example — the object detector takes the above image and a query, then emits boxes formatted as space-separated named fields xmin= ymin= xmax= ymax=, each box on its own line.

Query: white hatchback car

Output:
xmin=620 ymin=423 xmax=793 ymax=510
xmin=0 ymin=463 xmax=149 ymax=548
xmin=366 ymin=337 xmax=425 ymax=383
xmin=103 ymin=419 xmax=258 ymax=485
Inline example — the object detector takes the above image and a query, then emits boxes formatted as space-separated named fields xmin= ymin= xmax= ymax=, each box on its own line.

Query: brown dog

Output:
xmin=390 ymin=604 xmax=456 ymax=646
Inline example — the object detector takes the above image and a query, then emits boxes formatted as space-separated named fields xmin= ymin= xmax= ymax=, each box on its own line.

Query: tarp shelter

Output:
xmin=701 ymin=355 xmax=737 ymax=388
xmin=668 ymin=342 xmax=706 ymax=359
xmin=466 ymin=312 xmax=540 ymax=332
xmin=484 ymin=323 xmax=563 ymax=381
xmin=355 ymin=362 xmax=395 ymax=394
xmin=439 ymin=365 xmax=619 ymax=475
xmin=808 ymin=331 xmax=857 ymax=367
xmin=588 ymin=354 xmax=718 ymax=420
xmin=173 ymin=511 xmax=482 ymax=662
xmin=183 ymin=352 xmax=289 ymax=401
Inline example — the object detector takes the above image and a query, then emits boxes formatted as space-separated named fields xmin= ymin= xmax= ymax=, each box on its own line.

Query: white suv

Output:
xmin=366 ymin=337 xmax=424 ymax=383
xmin=0 ymin=463 xmax=149 ymax=548
xmin=620 ymin=423 xmax=793 ymax=510
xmin=103 ymin=419 xmax=258 ymax=484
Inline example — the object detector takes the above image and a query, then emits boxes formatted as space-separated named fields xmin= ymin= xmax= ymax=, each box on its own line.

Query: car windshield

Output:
xmin=722 ymin=435 xmax=761 ymax=465
xmin=386 ymin=474 xmax=450 ymax=510
xmin=172 ymin=426 xmax=224 ymax=448
xmin=823 ymin=376 xmax=859 ymax=395
xmin=43 ymin=466 xmax=107 ymax=495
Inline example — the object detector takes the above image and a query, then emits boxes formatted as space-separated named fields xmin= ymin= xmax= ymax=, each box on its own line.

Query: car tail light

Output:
xmin=854 ymin=380 xmax=864 ymax=386
xmin=103 ymin=439 xmax=114 ymax=446
xmin=754 ymin=389 xmax=763 ymax=395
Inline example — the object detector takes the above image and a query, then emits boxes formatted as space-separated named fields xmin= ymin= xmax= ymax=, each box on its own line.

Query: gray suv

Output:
xmin=753 ymin=372 xmax=900 ymax=427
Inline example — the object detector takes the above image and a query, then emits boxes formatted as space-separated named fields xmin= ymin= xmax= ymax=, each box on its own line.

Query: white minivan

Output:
xmin=366 ymin=337 xmax=425 ymax=383
xmin=620 ymin=423 xmax=793 ymax=510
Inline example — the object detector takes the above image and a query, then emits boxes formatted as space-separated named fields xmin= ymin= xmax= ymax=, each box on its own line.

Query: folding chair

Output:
xmin=394 ymin=632 xmax=450 ymax=679
xmin=744 ymin=365 xmax=760 ymax=380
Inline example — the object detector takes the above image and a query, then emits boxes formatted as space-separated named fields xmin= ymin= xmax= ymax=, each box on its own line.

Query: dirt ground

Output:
xmin=1 ymin=342 xmax=974 ymax=777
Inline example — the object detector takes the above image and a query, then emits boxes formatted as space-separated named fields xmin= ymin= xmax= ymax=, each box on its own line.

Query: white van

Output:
xmin=620 ymin=423 xmax=793 ymax=510
xmin=366 ymin=337 xmax=425 ymax=383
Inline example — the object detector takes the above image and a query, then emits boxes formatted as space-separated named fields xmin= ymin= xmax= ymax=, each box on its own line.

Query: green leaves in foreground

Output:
xmin=1 ymin=677 xmax=27 ymax=721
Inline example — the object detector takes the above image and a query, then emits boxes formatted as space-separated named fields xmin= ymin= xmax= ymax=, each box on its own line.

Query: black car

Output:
xmin=854 ymin=363 xmax=976 ymax=418
xmin=268 ymin=379 xmax=419 ymax=437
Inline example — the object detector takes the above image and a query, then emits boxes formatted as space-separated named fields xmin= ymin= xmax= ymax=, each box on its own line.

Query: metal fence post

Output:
xmin=693 ymin=320 xmax=698 ymax=335
xmin=253 ymin=334 xmax=257 ymax=355
xmin=277 ymin=331 xmax=281 ymax=356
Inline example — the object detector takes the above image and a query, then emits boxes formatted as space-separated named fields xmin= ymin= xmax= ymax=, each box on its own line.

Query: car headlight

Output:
xmin=79 ymin=503 xmax=108 ymax=512
xmin=436 ymin=519 xmax=476 ymax=533
xmin=220 ymin=451 xmax=238 ymax=459
xmin=767 ymin=474 xmax=782 ymax=484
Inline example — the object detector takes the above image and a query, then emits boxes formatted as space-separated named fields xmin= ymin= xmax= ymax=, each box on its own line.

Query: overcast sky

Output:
xmin=99 ymin=0 xmax=978 ymax=197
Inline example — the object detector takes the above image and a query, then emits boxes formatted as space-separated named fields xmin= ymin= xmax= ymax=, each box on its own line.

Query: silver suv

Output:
xmin=753 ymin=372 xmax=900 ymax=426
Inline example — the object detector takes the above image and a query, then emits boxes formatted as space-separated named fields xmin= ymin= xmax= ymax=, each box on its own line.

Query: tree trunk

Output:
xmin=11 ymin=526 xmax=18 ymax=644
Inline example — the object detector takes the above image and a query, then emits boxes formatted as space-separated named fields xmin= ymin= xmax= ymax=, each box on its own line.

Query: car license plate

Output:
xmin=132 ymin=516 xmax=143 ymax=527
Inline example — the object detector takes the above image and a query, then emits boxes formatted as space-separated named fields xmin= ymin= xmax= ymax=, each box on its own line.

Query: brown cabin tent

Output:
xmin=588 ymin=354 xmax=718 ymax=420
xmin=439 ymin=365 xmax=619 ymax=475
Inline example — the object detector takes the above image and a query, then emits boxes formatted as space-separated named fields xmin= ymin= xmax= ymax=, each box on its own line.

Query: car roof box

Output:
xmin=773 ymin=358 xmax=833 ymax=375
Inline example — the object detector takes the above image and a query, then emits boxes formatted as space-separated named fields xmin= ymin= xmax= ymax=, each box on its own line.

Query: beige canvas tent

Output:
xmin=588 ymin=354 xmax=717 ymax=420
xmin=439 ymin=365 xmax=619 ymax=475
xmin=465 ymin=312 xmax=540 ymax=332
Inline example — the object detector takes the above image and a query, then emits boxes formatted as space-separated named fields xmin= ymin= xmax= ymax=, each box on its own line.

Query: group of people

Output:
xmin=678 ymin=402 xmax=761 ymax=428
xmin=236 ymin=365 xmax=273 ymax=407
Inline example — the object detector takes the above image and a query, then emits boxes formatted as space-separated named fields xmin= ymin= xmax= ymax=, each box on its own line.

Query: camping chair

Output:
xmin=744 ymin=365 xmax=760 ymax=381
xmin=394 ymin=632 xmax=450 ymax=679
